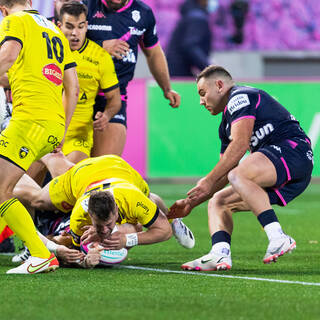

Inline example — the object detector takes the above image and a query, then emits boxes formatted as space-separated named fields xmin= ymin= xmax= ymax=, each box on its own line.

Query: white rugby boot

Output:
xmin=263 ymin=235 xmax=296 ymax=264
xmin=172 ymin=218 xmax=195 ymax=249
xmin=182 ymin=252 xmax=232 ymax=271
xmin=12 ymin=246 xmax=31 ymax=263
xmin=7 ymin=253 xmax=59 ymax=274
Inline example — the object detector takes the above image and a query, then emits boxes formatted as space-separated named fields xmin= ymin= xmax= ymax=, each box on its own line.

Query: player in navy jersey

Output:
xmin=83 ymin=0 xmax=181 ymax=156
xmin=168 ymin=65 xmax=314 ymax=271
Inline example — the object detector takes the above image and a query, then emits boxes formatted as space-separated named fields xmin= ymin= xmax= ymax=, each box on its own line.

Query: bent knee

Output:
xmin=208 ymin=191 xmax=228 ymax=210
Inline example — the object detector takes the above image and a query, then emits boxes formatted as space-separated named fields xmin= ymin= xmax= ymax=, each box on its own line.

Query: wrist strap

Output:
xmin=125 ymin=233 xmax=138 ymax=247
xmin=46 ymin=240 xmax=58 ymax=254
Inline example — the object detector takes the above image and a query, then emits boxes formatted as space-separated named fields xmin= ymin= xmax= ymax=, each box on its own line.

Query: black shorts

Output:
xmin=258 ymin=138 xmax=313 ymax=206
xmin=93 ymin=87 xmax=128 ymax=127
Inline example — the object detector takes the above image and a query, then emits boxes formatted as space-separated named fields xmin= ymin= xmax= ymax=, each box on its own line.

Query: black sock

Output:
xmin=257 ymin=209 xmax=278 ymax=228
xmin=211 ymin=230 xmax=231 ymax=246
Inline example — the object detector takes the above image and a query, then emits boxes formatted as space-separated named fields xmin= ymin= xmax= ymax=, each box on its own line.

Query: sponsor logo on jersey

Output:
xmin=19 ymin=146 xmax=29 ymax=159
xmin=74 ymin=139 xmax=90 ymax=148
xmin=250 ymin=123 xmax=274 ymax=147
xmin=42 ymin=64 xmax=63 ymax=86
xmin=93 ymin=11 xmax=106 ymax=18
xmin=136 ymin=202 xmax=149 ymax=214
xmin=88 ymin=24 xmax=112 ymax=31
xmin=132 ymin=10 xmax=141 ymax=23
xmin=32 ymin=14 xmax=58 ymax=33
xmin=122 ymin=49 xmax=136 ymax=63
xmin=48 ymin=135 xmax=60 ymax=149
xmin=0 ymin=139 xmax=8 ymax=147
xmin=81 ymin=197 xmax=89 ymax=212
xmin=227 ymin=94 xmax=250 ymax=115
xmin=83 ymin=55 xmax=99 ymax=66
xmin=78 ymin=72 xmax=93 ymax=80
xmin=270 ymin=145 xmax=282 ymax=153
xmin=128 ymin=26 xmax=146 ymax=36
xmin=306 ymin=150 xmax=313 ymax=162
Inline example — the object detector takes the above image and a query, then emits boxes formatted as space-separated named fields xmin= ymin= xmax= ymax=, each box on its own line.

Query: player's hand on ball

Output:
xmin=101 ymin=232 xmax=126 ymax=250
xmin=56 ymin=245 xmax=85 ymax=264
xmin=84 ymin=243 xmax=103 ymax=268
xmin=81 ymin=225 xmax=100 ymax=245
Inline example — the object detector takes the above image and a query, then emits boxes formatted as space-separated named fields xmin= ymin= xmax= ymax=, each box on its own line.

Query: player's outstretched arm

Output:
xmin=142 ymin=44 xmax=180 ymax=108
xmin=0 ymin=40 xmax=21 ymax=76
xmin=102 ymin=210 xmax=172 ymax=250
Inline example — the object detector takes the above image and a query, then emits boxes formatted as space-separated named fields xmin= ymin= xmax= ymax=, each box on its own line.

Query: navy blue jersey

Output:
xmin=84 ymin=0 xmax=159 ymax=88
xmin=219 ymin=85 xmax=309 ymax=154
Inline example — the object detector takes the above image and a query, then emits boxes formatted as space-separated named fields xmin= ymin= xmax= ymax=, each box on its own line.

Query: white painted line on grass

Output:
xmin=120 ymin=265 xmax=320 ymax=287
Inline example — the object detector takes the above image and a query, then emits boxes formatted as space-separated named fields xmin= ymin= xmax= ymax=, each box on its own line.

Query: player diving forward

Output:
xmin=13 ymin=153 xmax=195 ymax=261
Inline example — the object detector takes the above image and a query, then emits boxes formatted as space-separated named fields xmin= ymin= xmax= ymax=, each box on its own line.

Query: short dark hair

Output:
xmin=0 ymin=0 xmax=27 ymax=7
xmin=88 ymin=191 xmax=116 ymax=221
xmin=60 ymin=1 xmax=88 ymax=21
xmin=197 ymin=65 xmax=233 ymax=83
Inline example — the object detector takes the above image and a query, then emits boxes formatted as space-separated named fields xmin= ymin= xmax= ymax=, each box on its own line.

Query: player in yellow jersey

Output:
xmin=13 ymin=153 xmax=195 ymax=257
xmin=0 ymin=0 xmax=79 ymax=274
xmin=58 ymin=1 xmax=121 ymax=163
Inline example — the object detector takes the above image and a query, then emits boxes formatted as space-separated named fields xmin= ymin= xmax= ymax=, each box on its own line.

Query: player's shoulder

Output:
xmin=132 ymin=0 xmax=154 ymax=13
xmin=227 ymin=86 xmax=259 ymax=115
xmin=86 ymin=38 xmax=112 ymax=59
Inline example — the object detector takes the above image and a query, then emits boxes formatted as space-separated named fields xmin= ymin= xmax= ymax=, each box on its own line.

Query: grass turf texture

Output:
xmin=1 ymin=183 xmax=320 ymax=320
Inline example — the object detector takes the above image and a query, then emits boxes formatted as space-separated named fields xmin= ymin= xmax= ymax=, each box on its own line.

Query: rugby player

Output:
xmin=0 ymin=0 xmax=79 ymax=274
xmin=82 ymin=0 xmax=181 ymax=156
xmin=13 ymin=153 xmax=195 ymax=253
xmin=168 ymin=65 xmax=314 ymax=271
xmin=58 ymin=1 xmax=121 ymax=163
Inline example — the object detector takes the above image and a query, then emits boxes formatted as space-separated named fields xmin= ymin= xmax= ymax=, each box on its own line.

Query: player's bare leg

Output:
xmin=182 ymin=187 xmax=248 ymax=271
xmin=65 ymin=150 xmax=88 ymax=164
xmin=13 ymin=174 xmax=57 ymax=212
xmin=26 ymin=160 xmax=47 ymax=185
xmin=40 ymin=151 xmax=74 ymax=178
xmin=228 ymin=152 xmax=296 ymax=264
xmin=0 ymin=158 xmax=58 ymax=273
xmin=92 ymin=122 xmax=126 ymax=156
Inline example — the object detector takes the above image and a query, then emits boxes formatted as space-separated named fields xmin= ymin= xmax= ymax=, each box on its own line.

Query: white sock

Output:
xmin=264 ymin=222 xmax=285 ymax=241
xmin=210 ymin=242 xmax=231 ymax=256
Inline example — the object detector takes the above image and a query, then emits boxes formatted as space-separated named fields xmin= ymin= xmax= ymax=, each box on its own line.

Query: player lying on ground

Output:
xmin=168 ymin=65 xmax=314 ymax=271
xmin=13 ymin=153 xmax=195 ymax=261
xmin=9 ymin=215 xmax=143 ymax=268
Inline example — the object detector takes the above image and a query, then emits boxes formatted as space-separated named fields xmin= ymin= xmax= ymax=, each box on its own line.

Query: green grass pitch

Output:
xmin=1 ymin=183 xmax=320 ymax=320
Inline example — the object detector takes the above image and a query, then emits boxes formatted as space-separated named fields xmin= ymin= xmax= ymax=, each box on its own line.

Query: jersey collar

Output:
xmin=78 ymin=38 xmax=89 ymax=53
xmin=23 ymin=10 xmax=39 ymax=14
xmin=101 ymin=0 xmax=134 ymax=13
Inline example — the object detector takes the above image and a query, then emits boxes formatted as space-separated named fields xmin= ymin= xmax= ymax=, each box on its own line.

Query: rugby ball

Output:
xmin=80 ymin=242 xmax=128 ymax=265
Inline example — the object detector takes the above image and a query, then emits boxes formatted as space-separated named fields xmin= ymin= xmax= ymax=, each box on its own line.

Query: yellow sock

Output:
xmin=0 ymin=198 xmax=50 ymax=258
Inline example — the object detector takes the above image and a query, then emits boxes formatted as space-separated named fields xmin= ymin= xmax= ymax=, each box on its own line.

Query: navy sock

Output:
xmin=211 ymin=231 xmax=231 ymax=246
xmin=257 ymin=209 xmax=278 ymax=228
